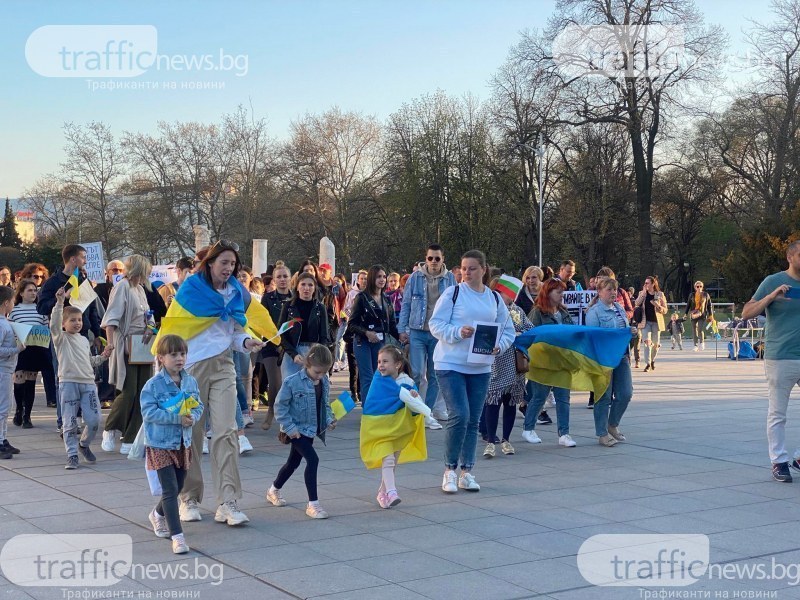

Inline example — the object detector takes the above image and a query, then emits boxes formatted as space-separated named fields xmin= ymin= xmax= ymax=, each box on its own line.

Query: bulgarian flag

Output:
xmin=266 ymin=317 xmax=302 ymax=342
xmin=495 ymin=275 xmax=523 ymax=303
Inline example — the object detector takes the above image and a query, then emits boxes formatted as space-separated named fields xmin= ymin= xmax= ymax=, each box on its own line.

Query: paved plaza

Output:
xmin=2 ymin=348 xmax=800 ymax=599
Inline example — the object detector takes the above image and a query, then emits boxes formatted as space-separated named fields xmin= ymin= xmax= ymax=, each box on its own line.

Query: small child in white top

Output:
xmin=51 ymin=287 xmax=111 ymax=469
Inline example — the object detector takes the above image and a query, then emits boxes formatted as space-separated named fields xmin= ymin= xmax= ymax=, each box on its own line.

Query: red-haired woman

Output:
xmin=521 ymin=278 xmax=577 ymax=447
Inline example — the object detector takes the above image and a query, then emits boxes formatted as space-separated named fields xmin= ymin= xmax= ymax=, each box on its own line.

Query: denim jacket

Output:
xmin=584 ymin=301 xmax=629 ymax=330
xmin=274 ymin=368 xmax=334 ymax=442
xmin=140 ymin=368 xmax=204 ymax=450
xmin=398 ymin=268 xmax=457 ymax=334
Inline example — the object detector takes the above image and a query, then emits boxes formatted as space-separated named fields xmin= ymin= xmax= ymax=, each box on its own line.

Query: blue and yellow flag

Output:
xmin=360 ymin=373 xmax=427 ymax=470
xmin=160 ymin=391 xmax=200 ymax=416
xmin=330 ymin=391 xmax=356 ymax=420
xmin=514 ymin=325 xmax=631 ymax=398
xmin=67 ymin=268 xmax=80 ymax=300
xmin=154 ymin=274 xmax=279 ymax=350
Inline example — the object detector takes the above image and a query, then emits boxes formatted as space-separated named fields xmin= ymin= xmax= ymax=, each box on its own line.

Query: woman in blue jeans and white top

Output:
xmin=429 ymin=250 xmax=515 ymax=493
xmin=584 ymin=277 xmax=636 ymax=447
xmin=521 ymin=278 xmax=576 ymax=447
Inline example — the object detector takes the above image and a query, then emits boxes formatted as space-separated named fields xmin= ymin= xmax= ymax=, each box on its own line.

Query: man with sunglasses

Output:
xmin=398 ymin=244 xmax=457 ymax=429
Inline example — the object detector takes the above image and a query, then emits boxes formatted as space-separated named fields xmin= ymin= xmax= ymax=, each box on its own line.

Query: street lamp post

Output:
xmin=516 ymin=135 xmax=546 ymax=268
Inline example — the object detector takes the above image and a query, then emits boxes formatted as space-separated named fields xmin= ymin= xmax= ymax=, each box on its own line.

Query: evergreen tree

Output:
xmin=0 ymin=198 xmax=23 ymax=249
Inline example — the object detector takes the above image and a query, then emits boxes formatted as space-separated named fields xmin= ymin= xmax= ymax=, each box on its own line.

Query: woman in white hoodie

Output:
xmin=429 ymin=250 xmax=515 ymax=494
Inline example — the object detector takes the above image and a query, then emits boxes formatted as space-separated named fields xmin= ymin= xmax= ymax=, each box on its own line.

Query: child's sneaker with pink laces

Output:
xmin=377 ymin=491 xmax=391 ymax=509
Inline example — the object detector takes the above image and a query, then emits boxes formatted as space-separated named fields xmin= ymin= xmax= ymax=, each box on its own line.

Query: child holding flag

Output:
xmin=267 ymin=344 xmax=337 ymax=519
xmin=360 ymin=345 xmax=429 ymax=508
xmin=140 ymin=334 xmax=204 ymax=554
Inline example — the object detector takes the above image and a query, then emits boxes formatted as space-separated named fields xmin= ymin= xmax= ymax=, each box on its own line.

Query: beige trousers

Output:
xmin=180 ymin=352 xmax=242 ymax=505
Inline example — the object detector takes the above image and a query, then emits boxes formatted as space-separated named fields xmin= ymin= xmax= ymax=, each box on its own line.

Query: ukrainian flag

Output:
xmin=515 ymin=325 xmax=631 ymax=398
xmin=154 ymin=274 xmax=279 ymax=350
xmin=360 ymin=373 xmax=427 ymax=470
xmin=67 ymin=268 xmax=80 ymax=300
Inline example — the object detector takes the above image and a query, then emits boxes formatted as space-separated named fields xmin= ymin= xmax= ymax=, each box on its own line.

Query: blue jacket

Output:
xmin=275 ymin=368 xmax=334 ymax=442
xmin=140 ymin=368 xmax=204 ymax=450
xmin=584 ymin=301 xmax=629 ymax=330
xmin=398 ymin=267 xmax=457 ymax=334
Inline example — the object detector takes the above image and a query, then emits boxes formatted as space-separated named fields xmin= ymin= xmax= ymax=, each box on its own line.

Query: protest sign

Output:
xmin=83 ymin=242 xmax=105 ymax=282
xmin=563 ymin=290 xmax=598 ymax=325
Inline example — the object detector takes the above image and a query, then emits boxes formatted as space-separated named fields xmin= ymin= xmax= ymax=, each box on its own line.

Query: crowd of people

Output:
xmin=0 ymin=240 xmax=758 ymax=556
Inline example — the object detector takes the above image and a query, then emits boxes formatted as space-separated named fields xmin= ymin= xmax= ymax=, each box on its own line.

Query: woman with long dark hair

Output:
xmin=346 ymin=265 xmax=399 ymax=402
xmin=279 ymin=272 xmax=330 ymax=381
xmin=634 ymin=275 xmax=668 ymax=372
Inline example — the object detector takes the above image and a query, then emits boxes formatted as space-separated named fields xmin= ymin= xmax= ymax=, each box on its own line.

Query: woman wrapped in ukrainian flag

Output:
xmin=360 ymin=345 xmax=430 ymax=509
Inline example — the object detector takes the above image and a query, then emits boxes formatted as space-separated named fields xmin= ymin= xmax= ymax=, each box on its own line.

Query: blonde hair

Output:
xmin=522 ymin=266 xmax=544 ymax=281
xmin=125 ymin=254 xmax=153 ymax=291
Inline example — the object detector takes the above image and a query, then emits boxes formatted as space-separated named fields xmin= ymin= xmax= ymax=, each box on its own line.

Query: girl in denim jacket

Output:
xmin=267 ymin=344 xmax=337 ymax=519
xmin=140 ymin=334 xmax=204 ymax=554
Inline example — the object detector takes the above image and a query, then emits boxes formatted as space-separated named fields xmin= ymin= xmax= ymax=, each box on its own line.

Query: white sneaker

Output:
xmin=544 ymin=392 xmax=555 ymax=408
xmin=432 ymin=410 xmax=449 ymax=421
xmin=441 ymin=470 xmax=458 ymax=493
xmin=119 ymin=443 xmax=133 ymax=455
xmin=101 ymin=430 xmax=116 ymax=452
xmin=305 ymin=503 xmax=329 ymax=519
xmin=148 ymin=509 xmax=170 ymax=538
xmin=558 ymin=434 xmax=577 ymax=447
xmin=202 ymin=438 xmax=209 ymax=454
xmin=179 ymin=499 xmax=202 ymax=522
xmin=238 ymin=434 xmax=253 ymax=455
xmin=171 ymin=534 xmax=189 ymax=554
xmin=214 ymin=500 xmax=249 ymax=525
xmin=693 ymin=345 xmax=699 ymax=352
xmin=522 ymin=430 xmax=541 ymax=444
xmin=483 ymin=443 xmax=495 ymax=458
xmin=243 ymin=413 xmax=255 ymax=427
xmin=266 ymin=486 xmax=286 ymax=507
xmin=700 ymin=342 xmax=705 ymax=350
xmin=458 ymin=472 xmax=480 ymax=491
xmin=424 ymin=415 xmax=443 ymax=430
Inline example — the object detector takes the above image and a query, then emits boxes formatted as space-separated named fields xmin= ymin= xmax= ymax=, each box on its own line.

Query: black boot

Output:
xmin=13 ymin=385 xmax=24 ymax=426
xmin=2 ymin=439 xmax=20 ymax=455
xmin=23 ymin=396 xmax=35 ymax=429
xmin=13 ymin=404 xmax=22 ymax=427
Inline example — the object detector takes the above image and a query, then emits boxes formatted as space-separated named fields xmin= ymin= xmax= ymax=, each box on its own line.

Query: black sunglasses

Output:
xmin=426 ymin=256 xmax=442 ymax=262
xmin=212 ymin=239 xmax=240 ymax=252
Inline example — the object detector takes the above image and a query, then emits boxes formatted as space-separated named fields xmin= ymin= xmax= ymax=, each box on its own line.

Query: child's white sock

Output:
xmin=309 ymin=500 xmax=321 ymax=508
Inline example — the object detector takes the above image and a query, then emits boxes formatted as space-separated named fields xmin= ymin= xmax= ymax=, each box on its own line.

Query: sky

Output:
xmin=0 ymin=0 xmax=771 ymax=200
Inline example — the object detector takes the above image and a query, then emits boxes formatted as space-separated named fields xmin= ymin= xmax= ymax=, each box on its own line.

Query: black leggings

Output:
xmin=155 ymin=465 xmax=187 ymax=536
xmin=274 ymin=436 xmax=319 ymax=501
xmin=483 ymin=394 xmax=517 ymax=443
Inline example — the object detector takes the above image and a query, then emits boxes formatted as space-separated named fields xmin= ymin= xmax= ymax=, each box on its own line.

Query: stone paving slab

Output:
xmin=1 ymin=349 xmax=800 ymax=599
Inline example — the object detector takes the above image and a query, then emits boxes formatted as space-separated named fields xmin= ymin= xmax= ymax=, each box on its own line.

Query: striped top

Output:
xmin=9 ymin=303 xmax=48 ymax=327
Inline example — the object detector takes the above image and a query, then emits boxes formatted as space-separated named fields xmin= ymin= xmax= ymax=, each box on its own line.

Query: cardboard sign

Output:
xmin=83 ymin=242 xmax=105 ymax=283
xmin=8 ymin=322 xmax=51 ymax=348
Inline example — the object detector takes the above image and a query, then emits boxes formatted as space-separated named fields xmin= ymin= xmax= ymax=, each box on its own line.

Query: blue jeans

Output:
xmin=354 ymin=337 xmax=383 ymax=403
xmin=409 ymin=329 xmax=439 ymax=410
xmin=436 ymin=370 xmax=491 ymax=471
xmin=334 ymin=322 xmax=347 ymax=363
xmin=593 ymin=357 xmax=633 ymax=436
xmin=523 ymin=382 xmax=571 ymax=436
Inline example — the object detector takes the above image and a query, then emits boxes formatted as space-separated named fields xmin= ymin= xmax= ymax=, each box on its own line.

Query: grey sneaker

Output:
xmin=149 ymin=509 xmax=170 ymax=538
xmin=78 ymin=444 xmax=96 ymax=463
xmin=172 ymin=534 xmax=189 ymax=554
xmin=458 ymin=472 xmax=481 ymax=491
xmin=65 ymin=455 xmax=79 ymax=470
xmin=214 ymin=500 xmax=249 ymax=525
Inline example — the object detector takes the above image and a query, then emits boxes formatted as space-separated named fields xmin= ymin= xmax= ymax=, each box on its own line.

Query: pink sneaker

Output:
xmin=386 ymin=489 xmax=401 ymax=507
xmin=377 ymin=491 xmax=391 ymax=509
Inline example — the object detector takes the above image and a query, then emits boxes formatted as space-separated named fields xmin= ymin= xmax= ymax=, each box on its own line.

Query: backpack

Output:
xmin=451 ymin=284 xmax=499 ymax=306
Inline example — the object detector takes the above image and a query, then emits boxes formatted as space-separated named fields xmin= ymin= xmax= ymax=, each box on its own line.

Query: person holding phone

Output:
xmin=742 ymin=240 xmax=800 ymax=483
xmin=634 ymin=276 xmax=668 ymax=372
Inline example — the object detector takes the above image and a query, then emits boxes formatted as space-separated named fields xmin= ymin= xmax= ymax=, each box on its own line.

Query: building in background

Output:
xmin=15 ymin=209 xmax=34 ymax=243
